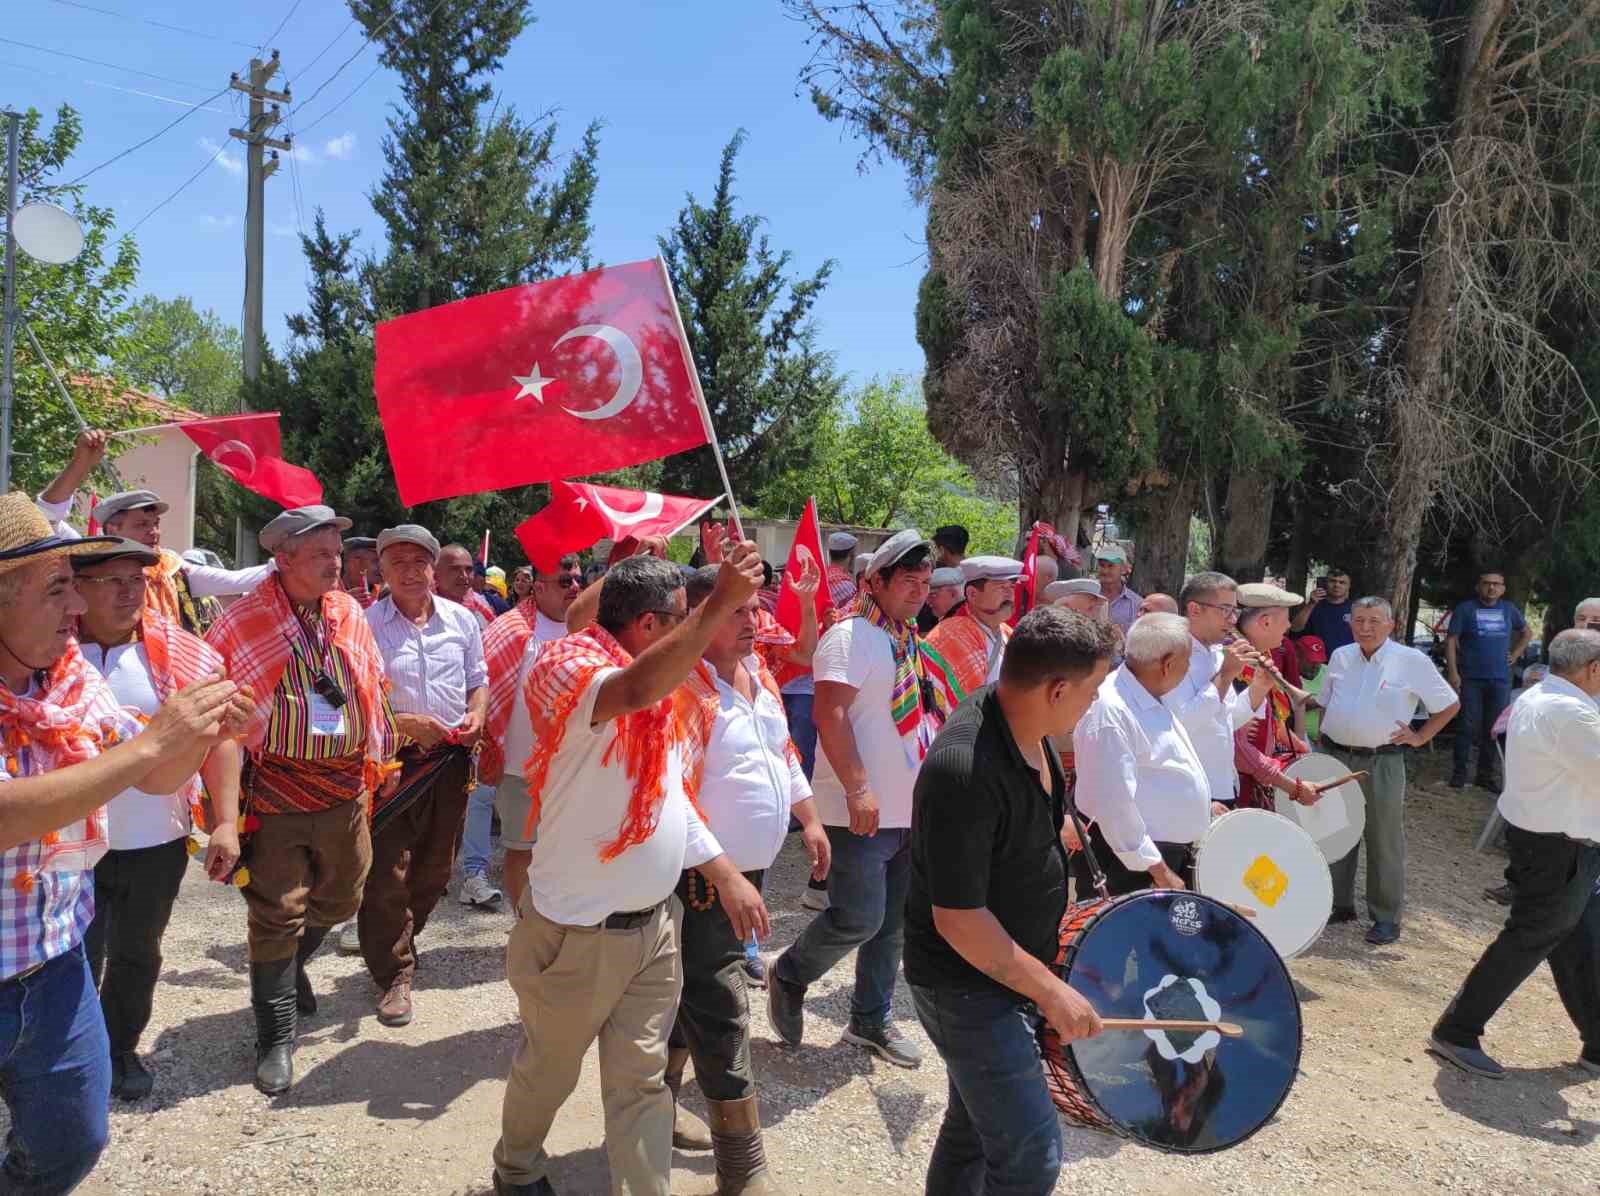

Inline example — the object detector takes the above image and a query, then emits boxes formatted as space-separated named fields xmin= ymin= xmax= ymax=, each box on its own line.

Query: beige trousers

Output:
xmin=493 ymin=896 xmax=683 ymax=1195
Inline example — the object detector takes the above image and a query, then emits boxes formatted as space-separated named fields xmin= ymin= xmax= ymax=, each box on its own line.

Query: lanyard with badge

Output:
xmin=282 ymin=607 xmax=349 ymax=737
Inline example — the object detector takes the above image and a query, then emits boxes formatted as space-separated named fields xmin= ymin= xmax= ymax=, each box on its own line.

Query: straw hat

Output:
xmin=0 ymin=492 xmax=118 ymax=576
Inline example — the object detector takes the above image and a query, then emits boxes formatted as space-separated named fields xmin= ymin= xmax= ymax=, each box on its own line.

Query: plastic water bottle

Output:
xmin=744 ymin=931 xmax=760 ymax=964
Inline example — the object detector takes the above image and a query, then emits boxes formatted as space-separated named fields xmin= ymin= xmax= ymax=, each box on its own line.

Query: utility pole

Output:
xmin=230 ymin=54 xmax=290 ymax=562
xmin=1 ymin=110 xmax=20 ymax=494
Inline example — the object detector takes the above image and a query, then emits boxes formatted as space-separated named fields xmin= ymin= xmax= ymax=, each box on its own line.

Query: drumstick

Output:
xmin=1309 ymin=770 xmax=1367 ymax=793
xmin=1100 ymin=1018 xmax=1244 ymax=1038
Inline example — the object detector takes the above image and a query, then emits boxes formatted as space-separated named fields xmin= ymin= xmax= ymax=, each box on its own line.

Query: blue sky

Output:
xmin=5 ymin=1 xmax=927 ymax=386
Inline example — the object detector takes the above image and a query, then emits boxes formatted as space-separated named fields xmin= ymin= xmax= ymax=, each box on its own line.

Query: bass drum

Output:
xmin=1039 ymin=891 xmax=1302 ymax=1153
xmin=1194 ymin=808 xmax=1333 ymax=959
xmin=1279 ymin=752 xmax=1367 ymax=865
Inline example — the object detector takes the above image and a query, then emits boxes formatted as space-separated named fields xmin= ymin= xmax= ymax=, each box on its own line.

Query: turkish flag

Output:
xmin=775 ymin=497 xmax=832 ymax=636
xmin=1010 ymin=521 xmax=1054 ymax=626
xmin=514 ymin=480 xmax=718 ymax=573
xmin=374 ymin=258 xmax=712 ymax=505
xmin=178 ymin=414 xmax=323 ymax=509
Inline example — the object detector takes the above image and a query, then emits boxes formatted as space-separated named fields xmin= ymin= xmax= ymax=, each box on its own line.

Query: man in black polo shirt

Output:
xmin=906 ymin=607 xmax=1116 ymax=1196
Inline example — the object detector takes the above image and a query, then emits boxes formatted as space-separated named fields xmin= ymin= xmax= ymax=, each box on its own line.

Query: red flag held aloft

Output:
xmin=514 ymin=481 xmax=719 ymax=574
xmin=177 ymin=414 xmax=323 ymax=509
xmin=374 ymin=259 xmax=712 ymax=506
xmin=775 ymin=497 xmax=832 ymax=637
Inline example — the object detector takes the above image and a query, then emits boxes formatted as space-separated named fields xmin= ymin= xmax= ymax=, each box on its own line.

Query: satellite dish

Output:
xmin=12 ymin=202 xmax=85 ymax=264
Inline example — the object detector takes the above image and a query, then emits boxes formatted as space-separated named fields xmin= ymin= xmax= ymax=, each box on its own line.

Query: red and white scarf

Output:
xmin=479 ymin=597 xmax=538 ymax=784
xmin=140 ymin=609 xmax=227 ymax=829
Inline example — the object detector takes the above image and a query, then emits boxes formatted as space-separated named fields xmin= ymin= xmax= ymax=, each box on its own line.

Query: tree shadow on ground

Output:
xmin=1430 ymin=1058 xmax=1599 ymax=1147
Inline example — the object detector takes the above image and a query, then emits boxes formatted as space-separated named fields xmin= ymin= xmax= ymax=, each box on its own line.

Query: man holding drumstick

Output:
xmin=905 ymin=607 xmax=1113 ymax=1195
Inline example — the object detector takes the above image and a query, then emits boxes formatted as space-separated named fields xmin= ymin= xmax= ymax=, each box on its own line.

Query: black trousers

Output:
xmin=1435 ymin=825 xmax=1600 ymax=1051
xmin=1069 ymin=822 xmax=1194 ymax=899
xmin=668 ymin=867 xmax=765 ymax=1102
xmin=82 ymin=837 xmax=190 ymax=1056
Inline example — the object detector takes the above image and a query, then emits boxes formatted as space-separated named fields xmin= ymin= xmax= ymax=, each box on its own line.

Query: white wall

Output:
xmin=111 ymin=430 xmax=198 ymax=550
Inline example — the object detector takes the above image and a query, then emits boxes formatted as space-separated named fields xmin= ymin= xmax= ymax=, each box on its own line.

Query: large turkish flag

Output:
xmin=514 ymin=480 xmax=718 ymax=573
xmin=374 ymin=258 xmax=711 ymax=505
xmin=178 ymin=413 xmax=323 ymax=509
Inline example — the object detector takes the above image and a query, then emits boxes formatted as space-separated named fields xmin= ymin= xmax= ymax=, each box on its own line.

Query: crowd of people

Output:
xmin=1 ymin=428 xmax=1596 ymax=1196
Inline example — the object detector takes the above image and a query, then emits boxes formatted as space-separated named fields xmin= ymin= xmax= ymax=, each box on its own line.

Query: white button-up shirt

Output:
xmin=699 ymin=657 xmax=813 ymax=872
xmin=1320 ymin=639 xmax=1457 ymax=750
xmin=1075 ymin=665 xmax=1212 ymax=869
xmin=502 ymin=610 xmax=568 ymax=779
xmin=1496 ymin=675 xmax=1600 ymax=843
xmin=79 ymin=641 xmax=189 ymax=851
xmin=1164 ymin=636 xmax=1257 ymax=803
xmin=365 ymin=595 xmax=487 ymax=727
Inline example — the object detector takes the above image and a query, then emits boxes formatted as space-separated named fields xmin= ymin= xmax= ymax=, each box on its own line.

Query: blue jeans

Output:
xmin=1454 ymin=678 xmax=1510 ymax=780
xmin=782 ymin=692 xmax=817 ymax=781
xmin=910 ymin=984 xmax=1061 ymax=1196
xmin=460 ymin=783 xmax=496 ymax=878
xmin=775 ymin=826 xmax=909 ymax=1030
xmin=0 ymin=945 xmax=111 ymax=1194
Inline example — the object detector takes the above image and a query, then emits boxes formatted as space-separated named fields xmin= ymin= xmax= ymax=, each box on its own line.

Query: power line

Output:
xmin=259 ymin=0 xmax=305 ymax=53
xmin=2 ymin=58 xmax=231 ymax=114
xmin=289 ymin=18 xmax=355 ymax=88
xmin=0 ymin=35 xmax=213 ymax=91
xmin=121 ymin=138 xmax=232 ymax=238
xmin=55 ymin=84 xmax=232 ymax=189
xmin=290 ymin=0 xmax=448 ymax=120
xmin=45 ymin=0 xmax=261 ymax=51
xmin=295 ymin=60 xmax=381 ymax=136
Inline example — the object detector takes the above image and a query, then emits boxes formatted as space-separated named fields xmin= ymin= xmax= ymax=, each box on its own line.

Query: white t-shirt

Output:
xmin=526 ymin=668 xmax=723 ymax=926
xmin=502 ymin=610 xmax=568 ymax=778
xmin=811 ymin=618 xmax=922 ymax=829
xmin=79 ymin=641 xmax=189 ymax=851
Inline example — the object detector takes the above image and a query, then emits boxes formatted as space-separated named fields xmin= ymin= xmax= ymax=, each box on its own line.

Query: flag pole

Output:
xmin=108 ymin=422 xmax=184 ymax=439
xmin=656 ymin=255 xmax=745 ymax=541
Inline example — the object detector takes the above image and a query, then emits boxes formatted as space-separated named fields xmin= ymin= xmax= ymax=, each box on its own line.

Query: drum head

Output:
xmin=1281 ymin=752 xmax=1367 ymax=863
xmin=1062 ymin=891 xmax=1301 ymax=1153
xmin=1195 ymin=809 xmax=1333 ymax=958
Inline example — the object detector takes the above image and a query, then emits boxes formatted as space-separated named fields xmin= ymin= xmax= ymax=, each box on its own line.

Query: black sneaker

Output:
xmin=741 ymin=953 xmax=768 ymax=988
xmin=117 ymin=1052 xmax=154 ymax=1101
xmin=1328 ymin=906 xmax=1358 ymax=924
xmin=1483 ymin=882 xmax=1514 ymax=906
xmin=1366 ymin=921 xmax=1400 ymax=945
xmin=493 ymin=1174 xmax=557 ymax=1196
xmin=767 ymin=968 xmax=805 ymax=1046
xmin=843 ymin=1022 xmax=922 ymax=1069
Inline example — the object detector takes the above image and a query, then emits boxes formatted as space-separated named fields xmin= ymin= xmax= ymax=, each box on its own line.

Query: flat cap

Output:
xmin=827 ymin=531 xmax=858 ymax=552
xmin=865 ymin=528 xmax=930 ymax=577
xmin=959 ymin=555 xmax=1023 ymax=584
xmin=343 ymin=535 xmax=378 ymax=552
xmin=853 ymin=552 xmax=872 ymax=574
xmin=70 ymin=537 xmax=161 ymax=570
xmin=377 ymin=523 xmax=441 ymax=562
xmin=1238 ymin=581 xmax=1304 ymax=608
xmin=1093 ymin=543 xmax=1127 ymax=564
xmin=1044 ymin=578 xmax=1102 ymax=602
xmin=929 ymin=566 xmax=963 ymax=588
xmin=259 ymin=504 xmax=352 ymax=553
xmin=95 ymin=489 xmax=169 ymax=522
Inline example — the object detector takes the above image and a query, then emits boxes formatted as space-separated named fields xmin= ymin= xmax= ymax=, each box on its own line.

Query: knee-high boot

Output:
xmin=295 ymin=924 xmax=331 ymax=1015
xmin=708 ymin=1095 xmax=782 ymax=1195
xmin=665 ymin=1044 xmax=712 ymax=1151
xmin=250 ymin=958 xmax=298 ymax=1094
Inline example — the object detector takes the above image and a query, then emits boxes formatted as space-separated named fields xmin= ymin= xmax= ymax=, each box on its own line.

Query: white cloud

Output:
xmin=322 ymin=132 xmax=357 ymax=161
xmin=202 ymin=214 xmax=236 ymax=230
xmin=289 ymin=143 xmax=317 ymax=163
xmin=199 ymin=136 xmax=243 ymax=176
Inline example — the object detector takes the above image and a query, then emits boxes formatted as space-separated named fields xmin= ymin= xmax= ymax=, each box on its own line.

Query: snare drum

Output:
xmin=1038 ymin=891 xmax=1302 ymax=1153
xmin=1279 ymin=751 xmax=1367 ymax=864
xmin=1194 ymin=809 xmax=1333 ymax=958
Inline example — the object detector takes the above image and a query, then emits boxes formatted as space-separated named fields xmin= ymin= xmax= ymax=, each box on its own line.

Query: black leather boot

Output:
xmin=295 ymin=925 xmax=331 ymax=1015
xmin=251 ymin=958 xmax=298 ymax=1094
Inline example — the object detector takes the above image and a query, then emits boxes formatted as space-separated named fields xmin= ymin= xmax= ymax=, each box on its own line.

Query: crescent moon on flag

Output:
xmin=209 ymin=439 xmax=258 ymax=476
xmin=589 ymin=489 xmax=665 ymax=527
xmin=554 ymin=324 xmax=644 ymax=421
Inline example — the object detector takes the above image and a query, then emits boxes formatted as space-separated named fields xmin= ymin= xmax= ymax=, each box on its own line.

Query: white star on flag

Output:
xmin=512 ymin=363 xmax=555 ymax=402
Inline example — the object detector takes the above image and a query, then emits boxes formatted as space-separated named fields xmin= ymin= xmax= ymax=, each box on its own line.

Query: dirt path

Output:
xmin=22 ymin=755 xmax=1599 ymax=1194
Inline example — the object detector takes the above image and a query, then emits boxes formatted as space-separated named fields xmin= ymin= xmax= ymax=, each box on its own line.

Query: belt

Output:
xmin=1323 ymin=738 xmax=1401 ymax=757
xmin=601 ymin=902 xmax=664 ymax=931
xmin=3 ymin=959 xmax=47 ymax=984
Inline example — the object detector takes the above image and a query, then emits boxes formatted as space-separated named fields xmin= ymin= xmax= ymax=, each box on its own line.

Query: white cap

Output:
xmin=865 ymin=528 xmax=930 ymax=577
xmin=828 ymin=531 xmax=858 ymax=552
xmin=959 ymin=555 xmax=1024 ymax=584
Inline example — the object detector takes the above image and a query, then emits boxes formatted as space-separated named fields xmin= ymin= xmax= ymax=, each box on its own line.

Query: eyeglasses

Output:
xmin=540 ymin=574 xmax=582 ymax=589
xmin=76 ymin=574 xmax=147 ymax=594
xmin=1193 ymin=600 xmax=1239 ymax=618
xmin=646 ymin=608 xmax=687 ymax=627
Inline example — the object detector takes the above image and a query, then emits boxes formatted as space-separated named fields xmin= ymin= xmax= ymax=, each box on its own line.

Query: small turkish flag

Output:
xmin=375 ymin=258 xmax=712 ymax=505
xmin=178 ymin=414 xmax=323 ymax=509
xmin=1011 ymin=521 xmax=1055 ymax=626
xmin=514 ymin=480 xmax=719 ymax=573
xmin=775 ymin=497 xmax=831 ymax=637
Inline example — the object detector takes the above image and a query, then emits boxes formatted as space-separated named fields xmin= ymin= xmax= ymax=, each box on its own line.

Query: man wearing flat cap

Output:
xmin=1094 ymin=544 xmax=1142 ymax=635
xmin=826 ymin=531 xmax=858 ymax=609
xmin=37 ymin=429 xmax=277 ymax=634
xmin=917 ymin=566 xmax=964 ymax=635
xmin=206 ymin=504 xmax=400 ymax=1094
xmin=1231 ymin=583 xmax=1318 ymax=813
xmin=0 ymin=492 xmax=243 ymax=1191
xmin=358 ymin=525 xmax=487 ymax=1028
xmin=769 ymin=529 xmax=949 ymax=1069
xmin=341 ymin=536 xmax=381 ymax=609
xmin=923 ymin=556 xmax=1023 ymax=710
xmin=1045 ymin=577 xmax=1107 ymax=618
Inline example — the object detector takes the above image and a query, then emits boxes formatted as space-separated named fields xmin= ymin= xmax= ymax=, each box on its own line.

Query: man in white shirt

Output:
xmin=359 ymin=525 xmax=487 ymax=1028
xmin=493 ymin=548 xmax=768 ymax=1196
xmin=35 ymin=429 xmax=276 ymax=634
xmin=1319 ymin=596 xmax=1459 ymax=945
xmin=1169 ymin=572 xmax=1272 ymax=806
xmin=1074 ymin=612 xmax=1212 ymax=895
xmin=1431 ymin=628 xmax=1600 ymax=1080
xmin=769 ymin=529 xmax=939 ymax=1070
xmin=72 ymin=539 xmax=245 ymax=1102
xmin=666 ymin=567 xmax=832 ymax=1195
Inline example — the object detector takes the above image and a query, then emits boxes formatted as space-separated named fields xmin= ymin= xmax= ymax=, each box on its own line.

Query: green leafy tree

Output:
xmin=3 ymin=104 xmax=138 ymax=494
xmin=658 ymin=131 xmax=842 ymax=502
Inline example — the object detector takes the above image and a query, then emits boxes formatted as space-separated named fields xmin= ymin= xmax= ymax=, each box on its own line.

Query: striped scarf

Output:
xmin=922 ymin=610 xmax=1009 ymax=711
xmin=139 ymin=610 xmax=226 ymax=829
xmin=520 ymin=626 xmax=705 ymax=861
xmin=851 ymin=593 xmax=949 ymax=761
xmin=205 ymin=575 xmax=397 ymax=793
xmin=480 ymin=597 xmax=539 ymax=783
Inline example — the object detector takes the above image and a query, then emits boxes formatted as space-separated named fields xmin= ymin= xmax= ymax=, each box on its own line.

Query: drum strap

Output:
xmin=1045 ymin=734 xmax=1108 ymax=900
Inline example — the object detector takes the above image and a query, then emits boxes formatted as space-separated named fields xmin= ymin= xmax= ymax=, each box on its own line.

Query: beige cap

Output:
xmin=1237 ymin=581 xmax=1304 ymax=608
